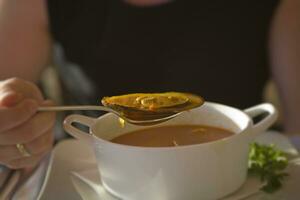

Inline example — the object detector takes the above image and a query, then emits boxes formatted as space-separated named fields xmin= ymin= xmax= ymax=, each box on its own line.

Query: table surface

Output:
xmin=37 ymin=131 xmax=300 ymax=200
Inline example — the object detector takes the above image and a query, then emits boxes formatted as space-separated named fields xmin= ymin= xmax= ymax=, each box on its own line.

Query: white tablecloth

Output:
xmin=1 ymin=134 xmax=300 ymax=199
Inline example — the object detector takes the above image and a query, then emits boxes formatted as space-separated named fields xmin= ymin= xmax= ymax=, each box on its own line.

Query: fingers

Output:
xmin=0 ymin=91 xmax=22 ymax=107
xmin=0 ymin=99 xmax=38 ymax=133
xmin=0 ymin=107 xmax=56 ymax=145
xmin=0 ymin=129 xmax=54 ymax=162
xmin=0 ymin=78 xmax=56 ymax=170
xmin=0 ymin=78 xmax=43 ymax=103
xmin=6 ymin=152 xmax=49 ymax=169
xmin=25 ymin=129 xmax=54 ymax=155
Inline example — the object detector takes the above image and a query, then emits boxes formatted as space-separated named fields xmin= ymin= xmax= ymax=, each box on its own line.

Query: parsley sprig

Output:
xmin=248 ymin=143 xmax=289 ymax=193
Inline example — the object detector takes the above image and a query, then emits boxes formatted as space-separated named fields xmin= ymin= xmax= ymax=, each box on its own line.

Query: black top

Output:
xmin=47 ymin=0 xmax=279 ymax=108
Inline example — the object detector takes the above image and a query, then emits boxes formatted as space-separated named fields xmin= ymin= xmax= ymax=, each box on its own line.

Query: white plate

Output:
xmin=38 ymin=131 xmax=300 ymax=200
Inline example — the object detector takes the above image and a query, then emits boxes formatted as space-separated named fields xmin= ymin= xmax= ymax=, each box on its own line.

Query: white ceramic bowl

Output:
xmin=64 ymin=102 xmax=277 ymax=200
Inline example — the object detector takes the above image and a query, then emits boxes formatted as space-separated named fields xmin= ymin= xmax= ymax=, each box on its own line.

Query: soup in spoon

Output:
xmin=101 ymin=92 xmax=204 ymax=121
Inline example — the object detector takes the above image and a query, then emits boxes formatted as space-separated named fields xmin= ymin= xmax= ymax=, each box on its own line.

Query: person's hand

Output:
xmin=0 ymin=78 xmax=56 ymax=169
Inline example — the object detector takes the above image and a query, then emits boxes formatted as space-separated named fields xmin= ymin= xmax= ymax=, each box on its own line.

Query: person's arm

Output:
xmin=270 ymin=0 xmax=300 ymax=134
xmin=0 ymin=0 xmax=55 ymax=169
xmin=0 ymin=0 xmax=51 ymax=82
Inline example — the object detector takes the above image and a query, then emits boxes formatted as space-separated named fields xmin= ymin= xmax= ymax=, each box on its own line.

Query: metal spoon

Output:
xmin=38 ymin=105 xmax=182 ymax=126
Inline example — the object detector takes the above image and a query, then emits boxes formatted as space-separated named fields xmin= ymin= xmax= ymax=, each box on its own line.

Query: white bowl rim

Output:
xmin=89 ymin=102 xmax=252 ymax=151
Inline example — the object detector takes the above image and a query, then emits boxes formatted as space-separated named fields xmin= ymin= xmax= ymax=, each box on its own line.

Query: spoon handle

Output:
xmin=38 ymin=105 xmax=113 ymax=112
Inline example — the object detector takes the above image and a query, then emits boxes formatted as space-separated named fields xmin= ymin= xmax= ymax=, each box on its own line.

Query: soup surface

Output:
xmin=110 ymin=125 xmax=234 ymax=147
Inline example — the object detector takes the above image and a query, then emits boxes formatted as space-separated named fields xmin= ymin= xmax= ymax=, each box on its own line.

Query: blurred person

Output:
xmin=0 ymin=0 xmax=299 ymax=173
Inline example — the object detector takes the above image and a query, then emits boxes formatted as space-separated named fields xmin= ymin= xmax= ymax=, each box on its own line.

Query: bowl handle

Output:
xmin=244 ymin=103 xmax=278 ymax=136
xmin=63 ymin=114 xmax=96 ymax=142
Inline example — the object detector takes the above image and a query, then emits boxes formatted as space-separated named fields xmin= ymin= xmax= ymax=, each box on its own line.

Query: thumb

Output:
xmin=41 ymin=99 xmax=56 ymax=106
xmin=0 ymin=91 xmax=23 ymax=107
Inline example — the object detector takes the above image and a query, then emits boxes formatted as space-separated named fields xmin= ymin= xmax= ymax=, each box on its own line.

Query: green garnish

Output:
xmin=248 ymin=143 xmax=289 ymax=193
